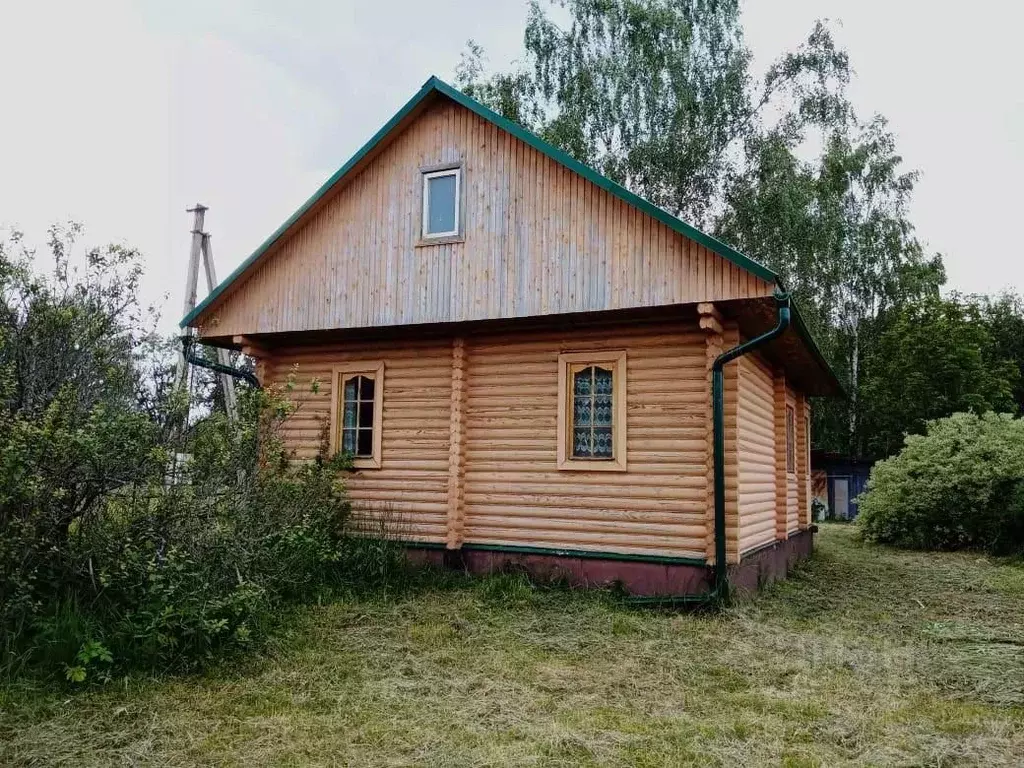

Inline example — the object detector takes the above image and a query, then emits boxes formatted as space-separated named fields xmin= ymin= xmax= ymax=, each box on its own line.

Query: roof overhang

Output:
xmin=724 ymin=295 xmax=843 ymax=397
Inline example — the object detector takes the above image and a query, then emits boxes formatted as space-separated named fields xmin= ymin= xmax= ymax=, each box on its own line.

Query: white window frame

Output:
xmin=421 ymin=167 xmax=461 ymax=239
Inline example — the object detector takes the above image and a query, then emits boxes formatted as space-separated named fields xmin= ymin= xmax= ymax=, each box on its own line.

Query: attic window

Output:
xmin=422 ymin=167 xmax=460 ymax=238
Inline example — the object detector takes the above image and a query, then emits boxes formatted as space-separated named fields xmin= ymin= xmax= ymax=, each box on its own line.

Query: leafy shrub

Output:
xmin=0 ymin=381 xmax=363 ymax=678
xmin=0 ymin=227 xmax=416 ymax=682
xmin=857 ymin=412 xmax=1024 ymax=553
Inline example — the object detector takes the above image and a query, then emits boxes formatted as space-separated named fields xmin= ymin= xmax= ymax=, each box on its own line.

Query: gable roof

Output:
xmin=181 ymin=75 xmax=785 ymax=329
xmin=180 ymin=75 xmax=840 ymax=394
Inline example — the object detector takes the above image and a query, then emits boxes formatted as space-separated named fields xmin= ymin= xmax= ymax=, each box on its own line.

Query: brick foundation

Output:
xmin=406 ymin=528 xmax=815 ymax=598
xmin=727 ymin=528 xmax=815 ymax=596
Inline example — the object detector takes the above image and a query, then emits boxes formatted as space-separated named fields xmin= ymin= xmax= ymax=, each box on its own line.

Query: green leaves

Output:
xmin=63 ymin=640 xmax=113 ymax=683
xmin=858 ymin=412 xmax=1024 ymax=554
xmin=0 ymin=227 xmax=369 ymax=682
xmin=858 ymin=295 xmax=1019 ymax=459
xmin=452 ymin=3 xmax=1024 ymax=464
xmin=718 ymin=112 xmax=955 ymax=458
xmin=3 ymin=378 xmax=358 ymax=679
xmin=456 ymin=2 xmax=938 ymax=459
xmin=459 ymin=1 xmax=849 ymax=228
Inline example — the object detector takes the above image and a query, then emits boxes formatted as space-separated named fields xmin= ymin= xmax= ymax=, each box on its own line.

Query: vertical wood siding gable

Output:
xmin=199 ymin=99 xmax=773 ymax=338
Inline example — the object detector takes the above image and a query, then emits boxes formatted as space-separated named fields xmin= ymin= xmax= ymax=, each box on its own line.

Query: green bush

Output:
xmin=0 ymin=228 xmax=416 ymax=682
xmin=857 ymin=412 xmax=1024 ymax=553
xmin=0 ymin=383 xmax=362 ymax=680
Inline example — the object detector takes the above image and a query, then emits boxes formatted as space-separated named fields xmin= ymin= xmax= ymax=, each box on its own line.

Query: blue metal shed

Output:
xmin=811 ymin=451 xmax=873 ymax=520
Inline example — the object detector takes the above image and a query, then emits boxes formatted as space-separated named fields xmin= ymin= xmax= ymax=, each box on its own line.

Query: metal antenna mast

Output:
xmin=175 ymin=204 xmax=238 ymax=422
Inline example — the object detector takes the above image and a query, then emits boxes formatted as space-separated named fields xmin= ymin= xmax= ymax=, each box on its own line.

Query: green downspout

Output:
xmin=710 ymin=290 xmax=791 ymax=601
xmin=624 ymin=291 xmax=791 ymax=609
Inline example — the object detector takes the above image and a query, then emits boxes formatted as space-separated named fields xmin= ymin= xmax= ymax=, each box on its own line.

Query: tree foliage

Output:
xmin=0 ymin=228 xmax=405 ymax=682
xmin=858 ymin=412 xmax=1024 ymax=554
xmin=719 ymin=117 xmax=946 ymax=339
xmin=0 ymin=224 xmax=158 ymax=417
xmin=857 ymin=296 xmax=1018 ymax=459
xmin=456 ymin=1 xmax=1024 ymax=460
xmin=457 ymin=0 xmax=848 ymax=227
xmin=977 ymin=292 xmax=1024 ymax=412
xmin=717 ymin=117 xmax=949 ymax=456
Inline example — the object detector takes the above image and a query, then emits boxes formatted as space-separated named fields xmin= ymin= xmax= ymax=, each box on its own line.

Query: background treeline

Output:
xmin=457 ymin=0 xmax=1023 ymax=461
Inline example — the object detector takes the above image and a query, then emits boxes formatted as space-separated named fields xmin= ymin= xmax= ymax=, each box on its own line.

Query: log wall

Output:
xmin=786 ymin=386 xmax=801 ymax=534
xmin=258 ymin=315 xmax=812 ymax=564
xmin=721 ymin=326 xmax=740 ymax=563
xmin=796 ymin=394 xmax=811 ymax=529
xmin=461 ymin=320 xmax=709 ymax=560
xmin=735 ymin=352 xmax=777 ymax=554
xmin=264 ymin=337 xmax=453 ymax=542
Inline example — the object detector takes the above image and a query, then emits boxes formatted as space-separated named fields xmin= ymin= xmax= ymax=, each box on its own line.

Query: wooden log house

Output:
xmin=182 ymin=77 xmax=841 ymax=599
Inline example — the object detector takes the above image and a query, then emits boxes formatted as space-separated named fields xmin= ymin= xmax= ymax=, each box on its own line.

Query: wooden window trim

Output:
xmin=329 ymin=361 xmax=384 ymax=469
xmin=557 ymin=350 xmax=627 ymax=472
xmin=785 ymin=403 xmax=796 ymax=476
xmin=420 ymin=164 xmax=462 ymax=241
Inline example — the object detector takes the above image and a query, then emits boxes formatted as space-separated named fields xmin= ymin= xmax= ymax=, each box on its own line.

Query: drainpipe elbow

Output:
xmin=709 ymin=290 xmax=793 ymax=602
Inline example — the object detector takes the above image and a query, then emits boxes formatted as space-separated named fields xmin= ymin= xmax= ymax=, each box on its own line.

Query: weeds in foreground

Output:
xmin=1 ymin=525 xmax=1022 ymax=767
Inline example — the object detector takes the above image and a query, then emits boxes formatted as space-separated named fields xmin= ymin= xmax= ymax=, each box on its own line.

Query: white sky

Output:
xmin=1 ymin=1 xmax=1021 ymax=334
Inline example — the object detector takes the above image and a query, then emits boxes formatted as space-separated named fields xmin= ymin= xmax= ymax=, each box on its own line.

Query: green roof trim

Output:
xmin=785 ymin=293 xmax=844 ymax=396
xmin=180 ymin=75 xmax=782 ymax=329
xmin=179 ymin=75 xmax=839 ymax=393
xmin=179 ymin=77 xmax=440 ymax=329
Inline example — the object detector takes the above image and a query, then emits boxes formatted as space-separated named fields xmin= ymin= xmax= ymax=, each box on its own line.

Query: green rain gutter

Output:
xmin=710 ymin=290 xmax=791 ymax=601
xmin=181 ymin=335 xmax=262 ymax=389
xmin=626 ymin=291 xmax=791 ymax=609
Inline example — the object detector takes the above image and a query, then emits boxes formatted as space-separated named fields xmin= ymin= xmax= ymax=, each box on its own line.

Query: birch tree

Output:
xmin=457 ymin=0 xmax=947 ymax=458
xmin=456 ymin=0 xmax=849 ymax=227
xmin=718 ymin=117 xmax=946 ymax=455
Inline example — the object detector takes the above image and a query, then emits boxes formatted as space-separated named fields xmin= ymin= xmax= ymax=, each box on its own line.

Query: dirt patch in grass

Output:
xmin=2 ymin=524 xmax=1022 ymax=766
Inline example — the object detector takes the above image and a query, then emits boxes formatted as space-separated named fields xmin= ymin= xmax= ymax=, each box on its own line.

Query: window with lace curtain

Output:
xmin=556 ymin=351 xmax=627 ymax=471
xmin=331 ymin=361 xmax=384 ymax=469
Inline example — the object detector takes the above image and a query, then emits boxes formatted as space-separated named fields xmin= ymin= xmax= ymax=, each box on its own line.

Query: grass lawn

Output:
xmin=2 ymin=524 xmax=1022 ymax=766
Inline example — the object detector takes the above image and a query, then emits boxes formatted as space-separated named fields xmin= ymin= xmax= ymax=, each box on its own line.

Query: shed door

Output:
xmin=833 ymin=477 xmax=850 ymax=520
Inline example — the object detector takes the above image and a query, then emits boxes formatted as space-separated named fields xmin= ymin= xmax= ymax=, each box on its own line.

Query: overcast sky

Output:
xmin=1 ymin=1 xmax=1021 ymax=333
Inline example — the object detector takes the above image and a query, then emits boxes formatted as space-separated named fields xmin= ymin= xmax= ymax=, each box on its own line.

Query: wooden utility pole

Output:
xmin=175 ymin=204 xmax=238 ymax=422
xmin=199 ymin=232 xmax=238 ymax=419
